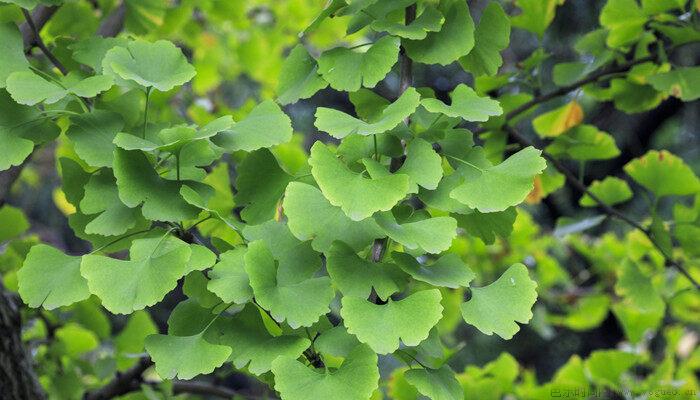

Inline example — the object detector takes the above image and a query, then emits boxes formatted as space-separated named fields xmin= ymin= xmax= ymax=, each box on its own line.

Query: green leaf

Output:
xmin=207 ymin=247 xmax=253 ymax=305
xmin=511 ymin=0 xmax=564 ymax=38
xmin=0 ymin=205 xmax=29 ymax=243
xmin=454 ymin=208 xmax=517 ymax=245
xmin=17 ymin=244 xmax=89 ymax=310
xmin=421 ymin=84 xmax=502 ymax=122
xmin=392 ymin=252 xmax=474 ymax=289
xmin=0 ymin=90 xmax=59 ymax=171
xmin=624 ymin=150 xmax=700 ymax=197
xmin=314 ymin=87 xmax=421 ymax=139
xmin=102 ymin=39 xmax=196 ymax=91
xmin=212 ymin=100 xmax=292 ymax=152
xmin=272 ymin=344 xmax=379 ymax=400
xmin=115 ymin=311 xmax=157 ymax=370
xmin=532 ymin=101 xmax=584 ymax=138
xmin=648 ymin=67 xmax=700 ymax=101
xmin=599 ymin=0 xmax=646 ymax=48
xmin=374 ymin=212 xmax=457 ymax=254
xmin=79 ymin=169 xmax=144 ymax=236
xmin=146 ymin=330 xmax=232 ymax=380
xmin=404 ymin=0 xmax=475 ymax=65
xmin=283 ymin=182 xmax=384 ymax=252
xmin=585 ymin=350 xmax=637 ymax=388
xmin=370 ymin=5 xmax=444 ymax=40
xmin=66 ymin=110 xmax=124 ymax=168
xmin=317 ymin=35 xmax=400 ymax=92
xmin=235 ymin=149 xmax=292 ymax=224
xmin=0 ymin=23 xmax=30 ymax=88
xmin=113 ymin=149 xmax=212 ymax=222
xmin=404 ymin=365 xmax=464 ymax=400
xmin=70 ymin=36 xmax=131 ymax=72
xmin=326 ymin=241 xmax=406 ymax=301
xmin=397 ymin=138 xmax=443 ymax=192
xmin=6 ymin=71 xmax=113 ymax=105
xmin=460 ymin=264 xmax=537 ymax=339
xmin=546 ymin=125 xmax=620 ymax=161
xmin=309 ymin=142 xmax=409 ymax=221
xmin=341 ymin=289 xmax=443 ymax=354
xmin=459 ymin=2 xmax=510 ymax=76
xmin=242 ymin=220 xmax=322 ymax=284
xmin=580 ymin=177 xmax=633 ymax=207
xmin=80 ymin=235 xmax=192 ymax=314
xmin=277 ymin=44 xmax=328 ymax=105
xmin=450 ymin=146 xmax=547 ymax=212
xmin=244 ymin=240 xmax=333 ymax=328
xmin=217 ymin=305 xmax=310 ymax=375
xmin=615 ymin=260 xmax=664 ymax=312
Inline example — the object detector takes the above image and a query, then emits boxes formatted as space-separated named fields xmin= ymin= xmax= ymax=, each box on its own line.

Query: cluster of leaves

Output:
xmin=1 ymin=0 xmax=699 ymax=399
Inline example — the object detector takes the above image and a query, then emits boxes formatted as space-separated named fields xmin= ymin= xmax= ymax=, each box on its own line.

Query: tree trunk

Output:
xmin=0 ymin=282 xmax=46 ymax=400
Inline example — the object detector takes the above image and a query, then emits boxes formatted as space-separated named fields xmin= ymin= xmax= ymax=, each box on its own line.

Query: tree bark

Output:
xmin=0 ymin=282 xmax=46 ymax=400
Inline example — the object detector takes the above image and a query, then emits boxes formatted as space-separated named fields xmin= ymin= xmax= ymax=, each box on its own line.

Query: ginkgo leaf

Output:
xmin=113 ymin=149 xmax=212 ymax=222
xmin=450 ymin=147 xmax=547 ymax=212
xmin=404 ymin=0 xmax=475 ymax=65
xmin=326 ymin=241 xmax=406 ymax=301
xmin=511 ymin=0 xmax=564 ymax=38
xmin=0 ymin=90 xmax=59 ymax=171
xmin=460 ymin=264 xmax=537 ymax=339
xmin=235 ymin=149 xmax=292 ymax=224
xmin=459 ymin=2 xmax=510 ymax=76
xmin=277 ymin=44 xmax=328 ymax=105
xmin=207 ymin=247 xmax=253 ymax=304
xmin=404 ymin=365 xmax=464 ymax=400
xmin=212 ymin=100 xmax=292 ymax=152
xmin=532 ymin=101 xmax=584 ymax=138
xmin=580 ymin=177 xmax=633 ymax=207
xmin=242 ymin=221 xmax=322 ymax=284
xmin=283 ymin=182 xmax=384 ymax=252
xmin=184 ymin=244 xmax=217 ymax=274
xmin=648 ymin=67 xmax=700 ymax=101
xmin=341 ymin=289 xmax=443 ymax=354
xmin=17 ymin=244 xmax=90 ymax=310
xmin=397 ymin=138 xmax=443 ymax=192
xmin=115 ymin=311 xmax=157 ymax=370
xmin=599 ymin=0 xmax=646 ymax=48
xmin=392 ymin=252 xmax=474 ymax=289
xmin=66 ymin=110 xmax=124 ymax=168
xmin=0 ymin=22 xmax=30 ymax=88
xmin=102 ymin=39 xmax=196 ymax=91
xmin=309 ymin=142 xmax=409 ymax=221
xmin=272 ymin=344 xmax=379 ymax=400
xmin=80 ymin=235 xmax=192 ymax=314
xmin=455 ymin=208 xmax=517 ymax=245
xmin=314 ymin=87 xmax=420 ymax=139
xmin=244 ymin=240 xmax=333 ymax=329
xmin=314 ymin=325 xmax=362 ymax=359
xmin=374 ymin=212 xmax=457 ymax=254
xmin=80 ymin=169 xmax=144 ymax=236
xmin=546 ymin=125 xmax=620 ymax=161
xmin=70 ymin=36 xmax=131 ymax=73
xmin=623 ymin=150 xmax=700 ymax=197
xmin=370 ymin=5 xmax=444 ymax=40
xmin=6 ymin=71 xmax=113 ymax=105
xmin=217 ymin=305 xmax=310 ymax=375
xmin=421 ymin=84 xmax=502 ymax=122
xmin=317 ymin=35 xmax=400 ymax=92
xmin=145 ymin=331 xmax=231 ymax=380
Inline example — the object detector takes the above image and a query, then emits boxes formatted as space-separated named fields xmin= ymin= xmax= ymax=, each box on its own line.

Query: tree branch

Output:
xmin=20 ymin=5 xmax=57 ymax=51
xmin=501 ymin=125 xmax=700 ymax=290
xmin=97 ymin=2 xmax=126 ymax=38
xmin=83 ymin=357 xmax=153 ymax=400
xmin=21 ymin=8 xmax=68 ymax=75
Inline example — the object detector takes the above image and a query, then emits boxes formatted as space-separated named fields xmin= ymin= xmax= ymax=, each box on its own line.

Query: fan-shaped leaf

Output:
xmin=421 ymin=84 xmax=502 ymax=122
xmin=392 ymin=252 xmax=474 ymax=289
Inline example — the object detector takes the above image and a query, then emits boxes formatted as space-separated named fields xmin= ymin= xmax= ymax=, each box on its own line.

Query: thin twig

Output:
xmin=501 ymin=125 xmax=700 ymax=290
xmin=21 ymin=8 xmax=68 ymax=76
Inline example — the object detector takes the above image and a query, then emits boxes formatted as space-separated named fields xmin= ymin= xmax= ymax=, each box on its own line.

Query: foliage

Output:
xmin=0 ymin=0 xmax=699 ymax=399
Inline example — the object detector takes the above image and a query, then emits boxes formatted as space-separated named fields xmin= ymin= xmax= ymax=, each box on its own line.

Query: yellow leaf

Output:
xmin=52 ymin=188 xmax=76 ymax=216
xmin=532 ymin=100 xmax=584 ymax=137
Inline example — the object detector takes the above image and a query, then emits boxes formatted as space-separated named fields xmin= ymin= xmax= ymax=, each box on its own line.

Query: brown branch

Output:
xmin=21 ymin=8 xmax=68 ymax=75
xmin=97 ymin=2 xmax=126 ymax=38
xmin=83 ymin=357 xmax=153 ymax=400
xmin=501 ymin=125 xmax=700 ymax=290
xmin=20 ymin=5 xmax=57 ymax=51
xmin=169 ymin=381 xmax=241 ymax=398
